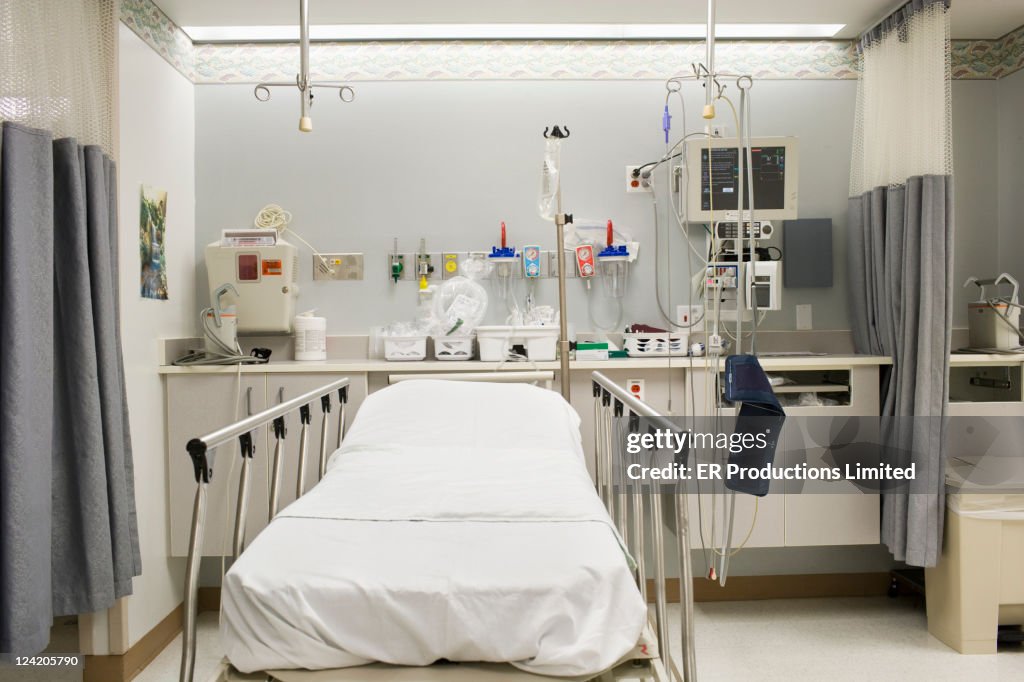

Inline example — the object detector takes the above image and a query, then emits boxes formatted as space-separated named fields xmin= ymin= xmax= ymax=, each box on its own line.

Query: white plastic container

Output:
xmin=384 ymin=335 xmax=427 ymax=361
xmin=294 ymin=314 xmax=327 ymax=361
xmin=623 ymin=331 xmax=689 ymax=357
xmin=433 ymin=336 xmax=474 ymax=361
xmin=476 ymin=326 xmax=559 ymax=362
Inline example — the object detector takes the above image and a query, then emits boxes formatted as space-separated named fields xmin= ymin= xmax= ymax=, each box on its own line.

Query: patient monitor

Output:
xmin=686 ymin=136 xmax=799 ymax=223
xmin=206 ymin=229 xmax=298 ymax=334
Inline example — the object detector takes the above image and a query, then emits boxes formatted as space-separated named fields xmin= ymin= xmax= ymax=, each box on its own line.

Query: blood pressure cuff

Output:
xmin=723 ymin=354 xmax=786 ymax=497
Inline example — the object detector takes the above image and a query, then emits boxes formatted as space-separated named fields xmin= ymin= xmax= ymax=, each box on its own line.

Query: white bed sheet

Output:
xmin=221 ymin=381 xmax=646 ymax=677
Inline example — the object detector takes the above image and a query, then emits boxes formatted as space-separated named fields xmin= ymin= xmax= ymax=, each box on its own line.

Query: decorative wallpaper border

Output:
xmin=120 ymin=0 xmax=194 ymax=80
xmin=192 ymin=40 xmax=860 ymax=83
xmin=952 ymin=24 xmax=1024 ymax=79
xmin=123 ymin=0 xmax=1023 ymax=83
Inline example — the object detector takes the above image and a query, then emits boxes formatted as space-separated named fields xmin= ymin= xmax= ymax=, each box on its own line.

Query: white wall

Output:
xmin=997 ymin=68 xmax=1024 ymax=286
xmin=117 ymin=24 xmax=195 ymax=647
xmin=192 ymin=78 xmax=999 ymax=337
xmin=953 ymin=80 xmax=1002 ymax=325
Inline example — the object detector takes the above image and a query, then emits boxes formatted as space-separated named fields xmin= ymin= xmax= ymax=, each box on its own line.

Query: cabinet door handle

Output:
xmin=246 ymin=387 xmax=254 ymax=416
xmin=277 ymin=387 xmax=285 ymax=404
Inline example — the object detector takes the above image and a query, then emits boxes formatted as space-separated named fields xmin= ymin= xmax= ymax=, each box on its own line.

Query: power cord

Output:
xmin=254 ymin=203 xmax=334 ymax=275
xmin=172 ymin=310 xmax=271 ymax=366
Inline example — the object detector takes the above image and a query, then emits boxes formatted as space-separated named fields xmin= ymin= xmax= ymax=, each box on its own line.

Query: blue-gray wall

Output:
xmin=194 ymin=79 xmax=998 ymax=335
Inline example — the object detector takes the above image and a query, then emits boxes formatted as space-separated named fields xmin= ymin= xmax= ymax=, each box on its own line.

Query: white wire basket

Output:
xmin=622 ymin=331 xmax=689 ymax=357
xmin=383 ymin=335 xmax=427 ymax=361
xmin=433 ymin=336 xmax=474 ymax=361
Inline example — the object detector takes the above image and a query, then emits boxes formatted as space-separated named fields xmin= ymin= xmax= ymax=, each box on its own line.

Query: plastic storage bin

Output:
xmin=383 ymin=335 xmax=427 ymax=361
xmin=476 ymin=326 xmax=559 ymax=362
xmin=926 ymin=493 xmax=1024 ymax=654
xmin=623 ymin=331 xmax=689 ymax=357
xmin=433 ymin=336 xmax=474 ymax=361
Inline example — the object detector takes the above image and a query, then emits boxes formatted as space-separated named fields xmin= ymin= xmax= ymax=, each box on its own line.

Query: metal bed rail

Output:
xmin=592 ymin=371 xmax=697 ymax=682
xmin=179 ymin=377 xmax=350 ymax=682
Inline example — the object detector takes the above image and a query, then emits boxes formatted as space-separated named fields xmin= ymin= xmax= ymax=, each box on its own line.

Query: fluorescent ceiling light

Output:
xmin=181 ymin=23 xmax=846 ymax=43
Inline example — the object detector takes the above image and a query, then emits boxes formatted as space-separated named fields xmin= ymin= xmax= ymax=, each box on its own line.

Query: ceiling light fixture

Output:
xmin=182 ymin=23 xmax=846 ymax=43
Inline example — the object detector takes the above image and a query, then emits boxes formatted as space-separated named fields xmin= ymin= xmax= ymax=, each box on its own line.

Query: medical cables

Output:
xmin=650 ymin=73 xmax=765 ymax=584
xmin=172 ymin=309 xmax=271 ymax=366
xmin=254 ymin=203 xmax=335 ymax=275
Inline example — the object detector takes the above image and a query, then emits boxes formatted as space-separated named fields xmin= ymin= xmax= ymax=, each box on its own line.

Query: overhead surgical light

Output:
xmin=252 ymin=0 xmax=355 ymax=133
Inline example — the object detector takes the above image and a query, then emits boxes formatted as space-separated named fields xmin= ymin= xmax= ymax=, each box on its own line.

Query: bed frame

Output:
xmin=178 ymin=370 xmax=696 ymax=682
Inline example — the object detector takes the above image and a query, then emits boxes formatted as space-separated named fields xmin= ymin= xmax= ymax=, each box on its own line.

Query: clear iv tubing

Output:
xmin=587 ymin=289 xmax=624 ymax=333
xmin=648 ymin=91 xmax=709 ymax=328
xmin=653 ymin=76 xmax=761 ymax=573
xmin=739 ymin=76 xmax=759 ymax=354
xmin=655 ymin=77 xmax=706 ymax=575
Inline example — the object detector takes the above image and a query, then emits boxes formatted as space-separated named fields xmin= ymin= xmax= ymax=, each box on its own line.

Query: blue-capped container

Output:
xmin=488 ymin=246 xmax=519 ymax=300
xmin=597 ymin=244 xmax=630 ymax=298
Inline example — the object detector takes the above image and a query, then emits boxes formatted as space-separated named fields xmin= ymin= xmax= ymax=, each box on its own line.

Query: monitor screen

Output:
xmin=699 ymin=145 xmax=787 ymax=212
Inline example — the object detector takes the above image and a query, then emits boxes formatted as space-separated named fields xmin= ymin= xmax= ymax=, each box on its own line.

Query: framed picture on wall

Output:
xmin=139 ymin=185 xmax=168 ymax=300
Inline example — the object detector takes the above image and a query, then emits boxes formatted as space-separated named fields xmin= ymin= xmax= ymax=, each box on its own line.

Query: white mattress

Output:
xmin=221 ymin=381 xmax=646 ymax=677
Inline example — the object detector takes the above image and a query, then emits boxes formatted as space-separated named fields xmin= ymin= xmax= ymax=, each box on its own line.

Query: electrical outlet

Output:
xmin=676 ymin=304 xmax=705 ymax=332
xmin=313 ymin=253 xmax=364 ymax=281
xmin=626 ymin=165 xmax=652 ymax=193
xmin=796 ymin=304 xmax=813 ymax=330
xmin=710 ymin=124 xmax=728 ymax=138
xmin=626 ymin=379 xmax=645 ymax=402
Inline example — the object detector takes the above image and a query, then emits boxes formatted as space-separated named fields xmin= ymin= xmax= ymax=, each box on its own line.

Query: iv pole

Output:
xmin=253 ymin=0 xmax=355 ymax=132
xmin=545 ymin=125 xmax=573 ymax=401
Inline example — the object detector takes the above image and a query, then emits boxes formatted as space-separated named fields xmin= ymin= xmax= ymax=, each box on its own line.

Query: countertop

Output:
xmin=158 ymin=354 xmax=894 ymax=375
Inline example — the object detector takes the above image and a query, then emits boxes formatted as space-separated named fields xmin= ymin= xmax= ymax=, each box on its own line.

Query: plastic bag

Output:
xmin=538 ymin=137 xmax=561 ymax=221
xmin=524 ymin=305 xmax=557 ymax=327
xmin=432 ymin=276 xmax=488 ymax=336
xmin=383 ymin=321 xmax=431 ymax=337
xmin=460 ymin=254 xmax=493 ymax=281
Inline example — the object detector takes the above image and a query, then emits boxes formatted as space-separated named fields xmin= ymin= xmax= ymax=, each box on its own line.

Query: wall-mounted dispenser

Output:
xmin=489 ymin=221 xmax=518 ymax=302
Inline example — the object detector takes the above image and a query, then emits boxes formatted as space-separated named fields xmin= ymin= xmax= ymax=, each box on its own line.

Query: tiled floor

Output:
xmin=5 ymin=598 xmax=1023 ymax=681
xmin=667 ymin=598 xmax=1024 ymax=681
xmin=152 ymin=597 xmax=1024 ymax=681
xmin=135 ymin=612 xmax=222 ymax=682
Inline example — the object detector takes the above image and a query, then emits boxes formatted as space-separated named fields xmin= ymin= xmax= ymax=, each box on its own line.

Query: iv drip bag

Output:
xmin=538 ymin=137 xmax=561 ymax=221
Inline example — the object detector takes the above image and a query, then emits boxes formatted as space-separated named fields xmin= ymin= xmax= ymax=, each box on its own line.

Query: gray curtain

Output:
xmin=847 ymin=175 xmax=954 ymax=567
xmin=1 ymin=122 xmax=140 ymax=657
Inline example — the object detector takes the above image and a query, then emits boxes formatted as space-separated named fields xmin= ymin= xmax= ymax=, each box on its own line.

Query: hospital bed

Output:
xmin=178 ymin=371 xmax=696 ymax=682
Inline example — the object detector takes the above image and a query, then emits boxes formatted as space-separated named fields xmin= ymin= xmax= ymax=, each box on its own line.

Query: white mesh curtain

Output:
xmin=850 ymin=0 xmax=952 ymax=197
xmin=0 ymin=0 xmax=117 ymax=153
xmin=2 ymin=0 xmax=139 ymax=659
xmin=847 ymin=0 xmax=954 ymax=567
